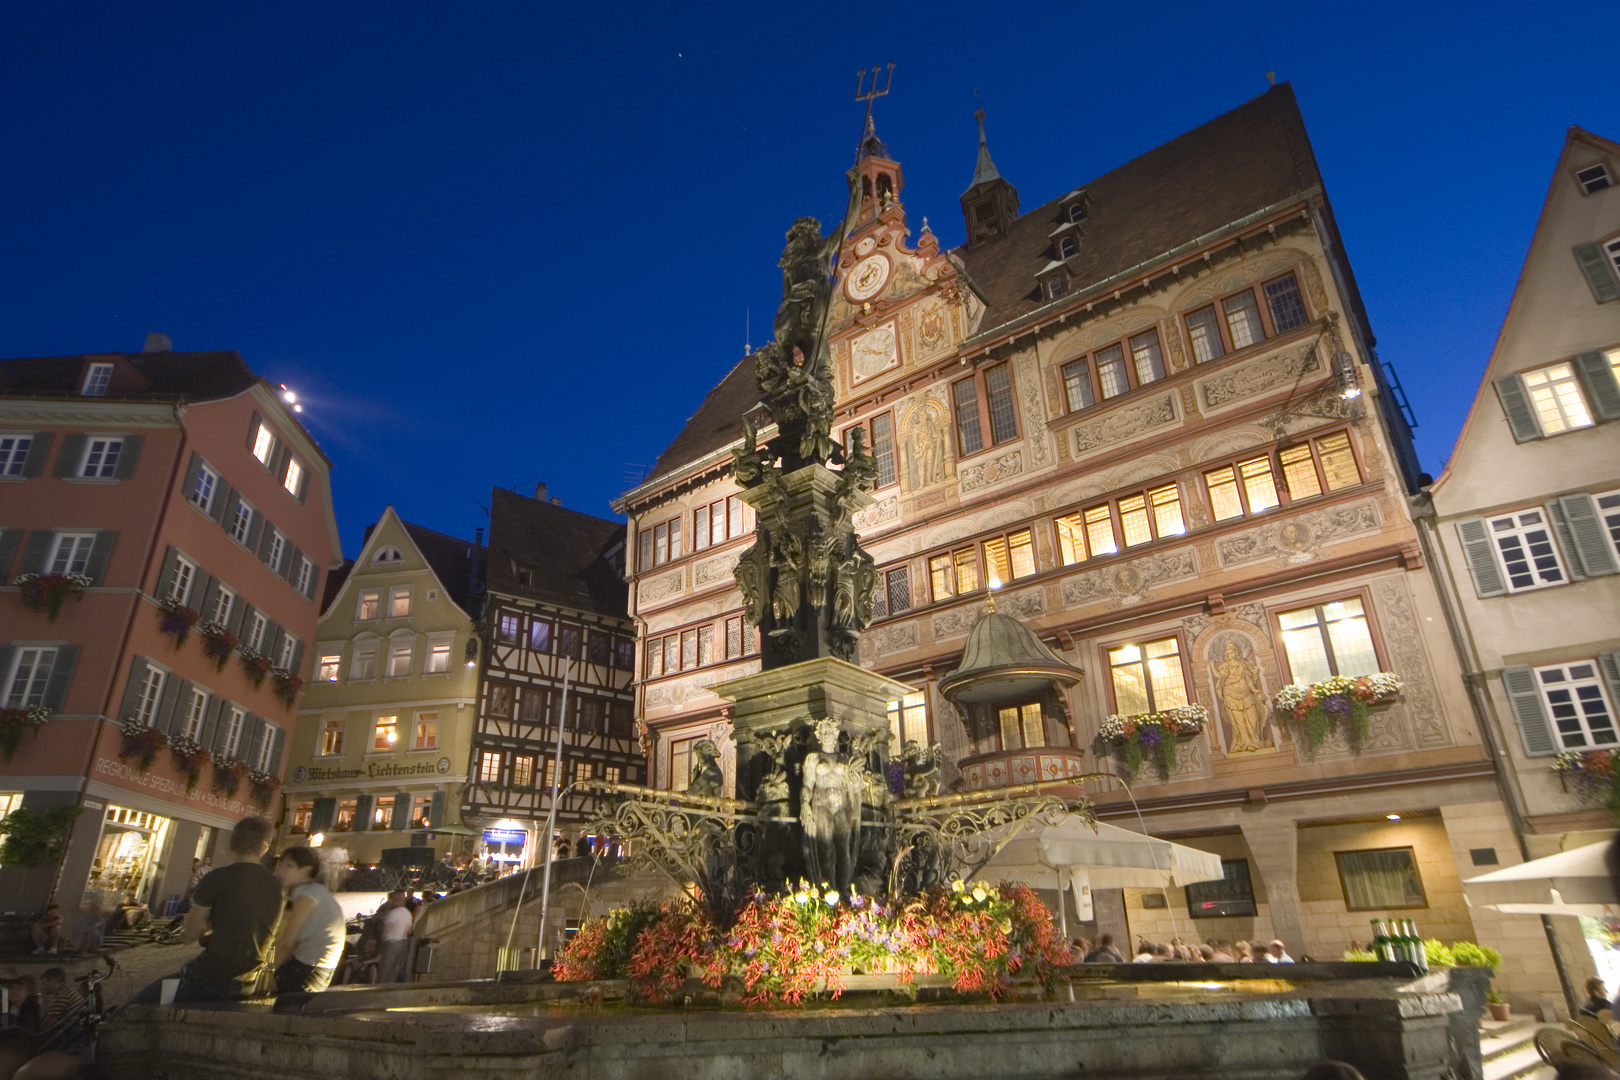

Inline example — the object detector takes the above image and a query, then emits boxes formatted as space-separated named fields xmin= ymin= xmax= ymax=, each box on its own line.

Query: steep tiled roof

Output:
xmin=954 ymin=84 xmax=1322 ymax=331
xmin=647 ymin=356 xmax=762 ymax=480
xmin=486 ymin=487 xmax=627 ymax=618
xmin=403 ymin=521 xmax=484 ymax=617
xmin=0 ymin=350 xmax=260 ymax=400
xmin=321 ymin=559 xmax=354 ymax=612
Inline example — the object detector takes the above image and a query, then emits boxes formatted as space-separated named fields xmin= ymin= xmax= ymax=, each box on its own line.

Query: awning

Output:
xmin=1463 ymin=839 xmax=1616 ymax=915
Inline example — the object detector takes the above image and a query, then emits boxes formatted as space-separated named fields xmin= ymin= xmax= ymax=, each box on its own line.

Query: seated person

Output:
xmin=36 ymin=970 xmax=83 ymax=1030
xmin=29 ymin=908 xmax=63 ymax=957
xmin=5 ymin=977 xmax=40 ymax=1032
xmin=1580 ymin=976 xmax=1610 ymax=1018
xmin=116 ymin=895 xmax=151 ymax=929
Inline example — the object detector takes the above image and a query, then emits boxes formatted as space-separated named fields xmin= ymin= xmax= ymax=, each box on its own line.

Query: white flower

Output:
xmin=793 ymin=891 xmax=810 ymax=904
xmin=824 ymin=891 xmax=840 ymax=905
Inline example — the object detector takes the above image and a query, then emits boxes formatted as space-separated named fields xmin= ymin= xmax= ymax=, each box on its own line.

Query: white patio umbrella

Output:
xmin=971 ymin=816 xmax=1225 ymax=920
xmin=1463 ymin=839 xmax=1617 ymax=916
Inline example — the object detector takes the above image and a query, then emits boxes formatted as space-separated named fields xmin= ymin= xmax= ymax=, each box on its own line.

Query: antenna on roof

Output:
xmin=1252 ymin=28 xmax=1277 ymax=85
xmin=744 ymin=307 xmax=751 ymax=358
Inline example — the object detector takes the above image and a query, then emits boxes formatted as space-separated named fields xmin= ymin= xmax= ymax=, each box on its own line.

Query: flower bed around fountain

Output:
xmin=554 ymin=879 xmax=1070 ymax=1007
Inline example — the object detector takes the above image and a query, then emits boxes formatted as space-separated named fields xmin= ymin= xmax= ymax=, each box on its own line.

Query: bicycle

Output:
xmin=37 ymin=953 xmax=117 ymax=1059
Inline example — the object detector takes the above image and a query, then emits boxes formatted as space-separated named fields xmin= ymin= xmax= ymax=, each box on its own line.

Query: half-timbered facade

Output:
xmin=615 ymin=86 xmax=1565 ymax=1007
xmin=462 ymin=487 xmax=637 ymax=859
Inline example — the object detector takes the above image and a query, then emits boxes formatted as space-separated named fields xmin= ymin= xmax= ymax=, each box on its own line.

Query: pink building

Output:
xmin=0 ymin=336 xmax=338 ymax=925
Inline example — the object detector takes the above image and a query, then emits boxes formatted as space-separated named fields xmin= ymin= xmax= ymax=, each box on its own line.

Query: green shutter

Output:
xmin=1502 ymin=666 xmax=1557 ymax=756
xmin=20 ymin=433 xmax=51 ymax=478
xmin=118 ymin=657 xmax=150 ymax=723
xmin=181 ymin=454 xmax=204 ymax=506
xmin=156 ymin=677 xmax=186 ymax=735
xmin=1492 ymin=375 xmax=1541 ymax=442
xmin=84 ymin=531 xmax=117 ymax=586
xmin=311 ymin=797 xmax=336 ymax=832
xmin=246 ymin=412 xmax=264 ymax=451
xmin=245 ymin=510 xmax=264 ymax=552
xmin=0 ymin=529 xmax=21 ymax=582
xmin=1600 ymin=655 xmax=1620 ymax=724
xmin=429 ymin=791 xmax=445 ymax=827
xmin=199 ymin=696 xmax=223 ymax=750
xmin=1573 ymin=242 xmax=1620 ymax=304
xmin=243 ymin=716 xmax=266 ymax=767
xmin=354 ymin=794 xmax=374 ymax=831
xmin=36 ymin=646 xmax=76 ymax=713
xmin=0 ymin=647 xmax=12 ymax=694
xmin=156 ymin=547 xmax=181 ymax=601
xmin=391 ymin=793 xmax=412 ymax=831
xmin=257 ymin=521 xmax=277 ymax=565
xmin=1555 ymin=494 xmax=1620 ymax=578
xmin=198 ymin=576 xmax=222 ymax=623
xmin=227 ymin=598 xmax=248 ymax=637
xmin=209 ymin=701 xmax=236 ymax=756
xmin=268 ymin=727 xmax=286 ymax=777
xmin=290 ymin=639 xmax=306 ymax=679
xmin=1573 ymin=350 xmax=1620 ymax=422
xmin=1456 ymin=518 xmax=1508 ymax=598
xmin=17 ymin=530 xmax=54 ymax=577
xmin=1546 ymin=502 xmax=1587 ymax=582
xmin=209 ymin=480 xmax=232 ymax=524
xmin=53 ymin=434 xmax=86 ymax=478
xmin=112 ymin=435 xmax=143 ymax=480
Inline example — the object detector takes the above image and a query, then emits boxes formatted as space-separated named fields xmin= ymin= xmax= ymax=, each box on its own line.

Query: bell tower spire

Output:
xmin=960 ymin=105 xmax=1019 ymax=244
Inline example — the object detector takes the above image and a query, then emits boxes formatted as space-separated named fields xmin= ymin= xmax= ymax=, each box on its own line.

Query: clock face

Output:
xmin=850 ymin=324 xmax=899 ymax=382
xmin=854 ymin=236 xmax=877 ymax=256
xmin=845 ymin=254 xmax=891 ymax=301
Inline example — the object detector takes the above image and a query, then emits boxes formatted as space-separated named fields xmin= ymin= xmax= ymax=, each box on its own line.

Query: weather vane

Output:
xmin=853 ymin=62 xmax=895 ymax=159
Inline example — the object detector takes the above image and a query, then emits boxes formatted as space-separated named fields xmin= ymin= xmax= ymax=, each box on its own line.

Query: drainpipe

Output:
xmin=1410 ymin=491 xmax=1579 ymax=1013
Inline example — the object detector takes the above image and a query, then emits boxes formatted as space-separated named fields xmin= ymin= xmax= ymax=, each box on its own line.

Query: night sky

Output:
xmin=3 ymin=2 xmax=1615 ymax=554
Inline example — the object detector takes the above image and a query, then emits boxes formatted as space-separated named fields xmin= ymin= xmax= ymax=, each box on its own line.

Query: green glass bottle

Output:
xmin=1370 ymin=919 xmax=1391 ymax=962
xmin=1408 ymin=920 xmax=1429 ymax=973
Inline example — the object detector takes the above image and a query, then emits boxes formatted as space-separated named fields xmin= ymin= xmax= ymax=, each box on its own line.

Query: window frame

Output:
xmin=254 ymin=722 xmax=278 ymax=772
xmin=1103 ymin=633 xmax=1192 ymax=717
xmin=1534 ymin=660 xmax=1619 ymax=751
xmin=47 ymin=532 xmax=97 ymax=576
xmin=1180 ymin=275 xmax=1307 ymax=365
xmin=79 ymin=436 xmax=125 ymax=479
xmin=251 ymin=420 xmax=277 ymax=466
xmin=1268 ymin=586 xmax=1387 ymax=687
xmin=3 ymin=647 xmax=60 ymax=710
xmin=1485 ymin=507 xmax=1571 ymax=593
xmin=1054 ymin=482 xmax=1186 ymax=567
xmin=229 ymin=497 xmax=256 ymax=545
xmin=842 ymin=412 xmax=900 ymax=491
xmin=317 ymin=653 xmax=341 ymax=682
xmin=414 ymin=712 xmax=439 ymax=750
xmin=950 ymin=360 xmax=1020 ymax=459
xmin=1576 ymin=162 xmax=1614 ymax=195
xmin=1059 ymin=327 xmax=1170 ymax=412
xmin=1335 ymin=846 xmax=1428 ymax=911
xmin=82 ymin=363 xmax=114 ymax=397
xmin=0 ymin=433 xmax=35 ymax=477
xmin=190 ymin=463 xmax=220 ymax=514
xmin=388 ymin=586 xmax=412 ymax=618
xmin=1519 ymin=361 xmax=1595 ymax=436
xmin=319 ymin=718 xmax=345 ymax=756
xmin=371 ymin=715 xmax=399 ymax=753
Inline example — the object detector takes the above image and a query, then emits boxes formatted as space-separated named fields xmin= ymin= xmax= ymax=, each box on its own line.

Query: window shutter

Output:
xmin=84 ymin=531 xmax=117 ymax=586
xmin=311 ymin=797 xmax=336 ymax=832
xmin=112 ymin=435 xmax=143 ymax=480
xmin=1492 ymin=375 xmax=1541 ymax=442
xmin=20 ymin=433 xmax=51 ymax=478
xmin=246 ymin=509 xmax=264 ymax=551
xmin=227 ymin=599 xmax=248 ymax=638
xmin=276 ymin=543 xmax=293 ymax=580
xmin=1456 ymin=518 xmax=1508 ymax=598
xmin=157 ymin=678 xmax=188 ymax=735
xmin=243 ymin=716 xmax=266 ymax=767
xmin=246 ymin=413 xmax=264 ymax=451
xmin=209 ymin=702 xmax=235 ymax=756
xmin=273 ymin=446 xmax=290 ymax=484
xmin=1573 ymin=242 xmax=1620 ymax=303
xmin=267 ymin=625 xmax=286 ymax=665
xmin=354 ymin=794 xmax=374 ymax=830
xmin=199 ymin=576 xmax=222 ymax=622
xmin=268 ymin=726 xmax=286 ymax=775
xmin=296 ymin=466 xmax=309 ymax=503
xmin=258 ymin=522 xmax=277 ymax=565
xmin=156 ymin=547 xmax=181 ymax=601
xmin=429 ymin=791 xmax=445 ymax=827
xmin=1600 ymin=655 xmax=1620 ymax=723
xmin=18 ymin=530 xmax=55 ymax=577
xmin=53 ymin=434 xmax=86 ymax=478
xmin=1546 ymin=502 xmax=1588 ymax=582
xmin=290 ymin=639 xmax=306 ymax=679
xmin=290 ymin=547 xmax=305 ymax=588
xmin=209 ymin=480 xmax=233 ymax=524
xmin=200 ymin=695 xmax=223 ymax=750
xmin=181 ymin=454 xmax=204 ymax=504
xmin=1502 ymin=665 xmax=1557 ymax=756
xmin=391 ymin=793 xmax=412 ymax=831
xmin=224 ymin=492 xmax=245 ymax=538
xmin=40 ymin=646 xmax=80 ymax=713
xmin=118 ymin=657 xmax=150 ymax=722
xmin=1555 ymin=494 xmax=1620 ymax=578
xmin=1572 ymin=350 xmax=1620 ymax=422
xmin=0 ymin=647 xmax=11 ymax=693
xmin=0 ymin=529 xmax=21 ymax=582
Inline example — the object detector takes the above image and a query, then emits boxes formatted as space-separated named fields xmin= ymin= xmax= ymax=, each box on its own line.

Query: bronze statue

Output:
xmin=902 ymin=740 xmax=943 ymax=799
xmin=687 ymin=740 xmax=724 ymax=798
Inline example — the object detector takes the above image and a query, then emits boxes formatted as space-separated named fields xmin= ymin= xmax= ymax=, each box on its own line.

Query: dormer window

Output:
xmin=1067 ymin=202 xmax=1086 ymax=223
xmin=82 ymin=363 xmax=113 ymax=397
xmin=1058 ymin=236 xmax=1077 ymax=260
xmin=1047 ymin=276 xmax=1068 ymax=300
xmin=1577 ymin=163 xmax=1613 ymax=195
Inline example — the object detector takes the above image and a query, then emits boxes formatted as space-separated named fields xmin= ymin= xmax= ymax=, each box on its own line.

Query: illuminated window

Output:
xmin=334 ymin=799 xmax=357 ymax=831
xmin=478 ymin=751 xmax=503 ymax=784
xmin=997 ymin=702 xmax=1046 ymax=750
xmin=1221 ymin=290 xmax=1264 ymax=349
xmin=887 ymin=692 xmax=928 ymax=756
xmin=318 ymin=654 xmax=341 ymax=682
xmin=372 ymin=716 xmax=398 ymax=751
xmin=489 ymin=684 xmax=513 ymax=716
xmin=498 ymin=613 xmax=519 ymax=643
xmin=386 ymin=639 xmax=413 ymax=677
xmin=1205 ymin=456 xmax=1280 ymax=520
xmin=1338 ymin=848 xmax=1426 ymax=910
xmin=1062 ymin=357 xmax=1095 ymax=412
xmin=425 ymin=642 xmax=450 ymax=673
xmin=349 ymin=642 xmax=377 ymax=680
xmin=1128 ymin=329 xmax=1166 ymax=385
xmin=1278 ymin=598 xmax=1380 ymax=684
xmin=929 ymin=546 xmax=981 ymax=601
xmin=1521 ymin=363 xmax=1593 ymax=435
xmin=1185 ymin=307 xmax=1225 ymax=363
xmin=414 ymin=713 xmax=438 ymax=750
xmin=357 ymin=590 xmax=380 ymax=621
xmin=320 ymin=718 xmax=344 ymax=756
xmin=411 ymin=796 xmax=432 ymax=827
xmin=981 ymin=529 xmax=1036 ymax=584
xmin=511 ymin=755 xmax=534 ymax=787
xmin=575 ymin=760 xmax=594 ymax=784
xmin=292 ymin=802 xmax=313 ymax=834
xmin=283 ymin=456 xmax=305 ymax=497
xmin=372 ymin=796 xmax=395 ymax=830
xmin=252 ymin=422 xmax=275 ymax=465
xmin=1107 ymin=638 xmax=1189 ymax=716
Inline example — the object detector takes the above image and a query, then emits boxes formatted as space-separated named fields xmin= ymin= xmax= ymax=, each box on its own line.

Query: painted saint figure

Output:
xmin=1214 ymin=640 xmax=1268 ymax=753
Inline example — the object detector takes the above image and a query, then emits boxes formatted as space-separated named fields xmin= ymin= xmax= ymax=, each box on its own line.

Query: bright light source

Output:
xmin=1386 ymin=814 xmax=1401 ymax=820
xmin=282 ymin=389 xmax=297 ymax=403
xmin=293 ymin=403 xmax=304 ymax=413
xmin=387 ymin=729 xmax=397 ymax=744
xmin=466 ymin=659 xmax=477 ymax=668
xmin=987 ymin=577 xmax=1003 ymax=590
xmin=309 ymin=832 xmax=326 ymax=847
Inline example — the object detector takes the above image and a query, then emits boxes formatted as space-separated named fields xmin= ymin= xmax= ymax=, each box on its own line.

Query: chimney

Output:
xmin=549 ymin=496 xmax=561 ymax=506
xmin=143 ymin=333 xmax=173 ymax=353
xmin=533 ymin=481 xmax=547 ymax=502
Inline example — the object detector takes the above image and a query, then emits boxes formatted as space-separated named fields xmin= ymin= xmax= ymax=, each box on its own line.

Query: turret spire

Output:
xmin=970 ymin=108 xmax=1002 ymax=186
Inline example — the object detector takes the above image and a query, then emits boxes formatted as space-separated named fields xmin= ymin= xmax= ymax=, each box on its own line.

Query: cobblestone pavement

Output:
xmin=2 ymin=942 xmax=197 ymax=1009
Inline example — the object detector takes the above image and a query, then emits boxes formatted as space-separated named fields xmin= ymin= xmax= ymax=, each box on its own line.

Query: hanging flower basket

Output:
xmin=118 ymin=718 xmax=168 ymax=773
xmin=14 ymin=573 xmax=91 ymax=622
xmin=1552 ymin=751 xmax=1620 ymax=823
xmin=1099 ymin=705 xmax=1207 ymax=779
xmin=211 ymin=757 xmax=248 ymax=798
xmin=167 ymin=734 xmax=212 ymax=794
xmin=0 ymin=705 xmax=51 ymax=763
xmin=269 ymin=668 xmax=303 ymax=709
xmin=157 ymin=598 xmax=201 ymax=646
xmin=247 ymin=769 xmax=281 ymax=811
xmin=1275 ymin=673 xmax=1402 ymax=749
xmin=197 ymin=622 xmax=238 ymax=671
xmin=238 ymin=648 xmax=272 ymax=689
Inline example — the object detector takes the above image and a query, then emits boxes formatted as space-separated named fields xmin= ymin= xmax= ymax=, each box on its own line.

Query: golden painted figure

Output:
xmin=1214 ymin=640 xmax=1268 ymax=753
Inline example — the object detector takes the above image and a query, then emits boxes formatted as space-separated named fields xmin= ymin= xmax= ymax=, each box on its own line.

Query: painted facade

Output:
xmin=276 ymin=507 xmax=482 ymax=866
xmin=0 ymin=340 xmax=338 ymax=918
xmin=1424 ymin=128 xmax=1620 ymax=997
xmin=615 ymin=88 xmax=1566 ymax=1007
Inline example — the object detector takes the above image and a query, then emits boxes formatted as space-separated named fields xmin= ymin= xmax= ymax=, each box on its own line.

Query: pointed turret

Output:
xmin=960 ymin=108 xmax=1020 ymax=244
xmin=845 ymin=114 xmax=905 ymax=234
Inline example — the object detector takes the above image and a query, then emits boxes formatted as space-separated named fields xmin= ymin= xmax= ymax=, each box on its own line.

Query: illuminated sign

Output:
xmin=483 ymin=829 xmax=526 ymax=845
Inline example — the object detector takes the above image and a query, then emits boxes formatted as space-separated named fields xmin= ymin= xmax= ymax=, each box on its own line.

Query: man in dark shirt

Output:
xmin=1082 ymin=933 xmax=1126 ymax=963
xmin=130 ymin=817 xmax=284 ymax=1003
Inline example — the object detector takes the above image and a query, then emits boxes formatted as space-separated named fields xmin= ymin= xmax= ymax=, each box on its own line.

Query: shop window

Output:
xmin=1186 ymin=859 xmax=1257 ymax=918
xmin=1278 ymin=598 xmax=1380 ymax=684
xmin=887 ymin=692 xmax=928 ymax=756
xmin=1336 ymin=847 xmax=1427 ymax=910
xmin=997 ymin=702 xmax=1046 ymax=750
xmin=1107 ymin=637 xmax=1189 ymax=715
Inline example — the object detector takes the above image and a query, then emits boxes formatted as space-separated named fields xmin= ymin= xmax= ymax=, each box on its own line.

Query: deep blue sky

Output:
xmin=3 ymin=2 xmax=1615 ymax=554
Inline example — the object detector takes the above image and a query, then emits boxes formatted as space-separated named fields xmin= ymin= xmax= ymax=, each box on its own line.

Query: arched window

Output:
xmin=372 ymin=546 xmax=403 ymax=564
xmin=1058 ymin=236 xmax=1076 ymax=259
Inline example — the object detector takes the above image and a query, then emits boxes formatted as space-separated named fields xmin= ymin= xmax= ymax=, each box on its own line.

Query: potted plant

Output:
xmin=1486 ymin=989 xmax=1511 ymax=1021
xmin=197 ymin=621 xmax=238 ymax=671
xmin=1098 ymin=705 xmax=1207 ymax=778
xmin=156 ymin=597 xmax=201 ymax=646
xmin=14 ymin=572 xmax=91 ymax=622
xmin=1551 ymin=750 xmax=1620 ymax=823
xmin=117 ymin=718 xmax=168 ymax=772
xmin=0 ymin=705 xmax=51 ymax=764
xmin=238 ymin=648 xmax=272 ymax=688
xmin=1275 ymin=672 xmax=1402 ymax=748
xmin=168 ymin=734 xmax=212 ymax=794
xmin=270 ymin=668 xmax=304 ymax=709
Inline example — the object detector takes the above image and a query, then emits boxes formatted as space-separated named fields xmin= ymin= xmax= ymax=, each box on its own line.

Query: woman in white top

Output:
xmin=271 ymin=846 xmax=346 ymax=994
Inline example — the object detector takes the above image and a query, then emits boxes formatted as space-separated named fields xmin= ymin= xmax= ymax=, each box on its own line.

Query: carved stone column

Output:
xmin=1239 ymin=814 xmax=1305 ymax=955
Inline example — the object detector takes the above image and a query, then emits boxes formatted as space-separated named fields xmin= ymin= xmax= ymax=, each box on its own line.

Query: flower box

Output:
xmin=15 ymin=572 xmax=91 ymax=622
xmin=1098 ymin=706 xmax=1208 ymax=778
xmin=1551 ymin=750 xmax=1620 ymax=822
xmin=118 ymin=718 xmax=168 ymax=773
xmin=1275 ymin=673 xmax=1401 ymax=749
xmin=157 ymin=598 xmax=201 ymax=646
xmin=270 ymin=668 xmax=304 ymax=709
xmin=0 ymin=705 xmax=51 ymax=763
xmin=211 ymin=757 xmax=248 ymax=798
xmin=168 ymin=735 xmax=212 ymax=794
xmin=247 ymin=769 xmax=281 ymax=811
xmin=238 ymin=649 xmax=272 ymax=688
xmin=197 ymin=621 xmax=238 ymax=671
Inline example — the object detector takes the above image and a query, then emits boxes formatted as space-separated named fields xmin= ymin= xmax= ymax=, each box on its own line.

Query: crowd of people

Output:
xmin=1072 ymin=933 xmax=1297 ymax=964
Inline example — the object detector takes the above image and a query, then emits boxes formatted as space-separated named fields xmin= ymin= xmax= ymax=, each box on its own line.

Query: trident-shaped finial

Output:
xmin=853 ymin=62 xmax=895 ymax=163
